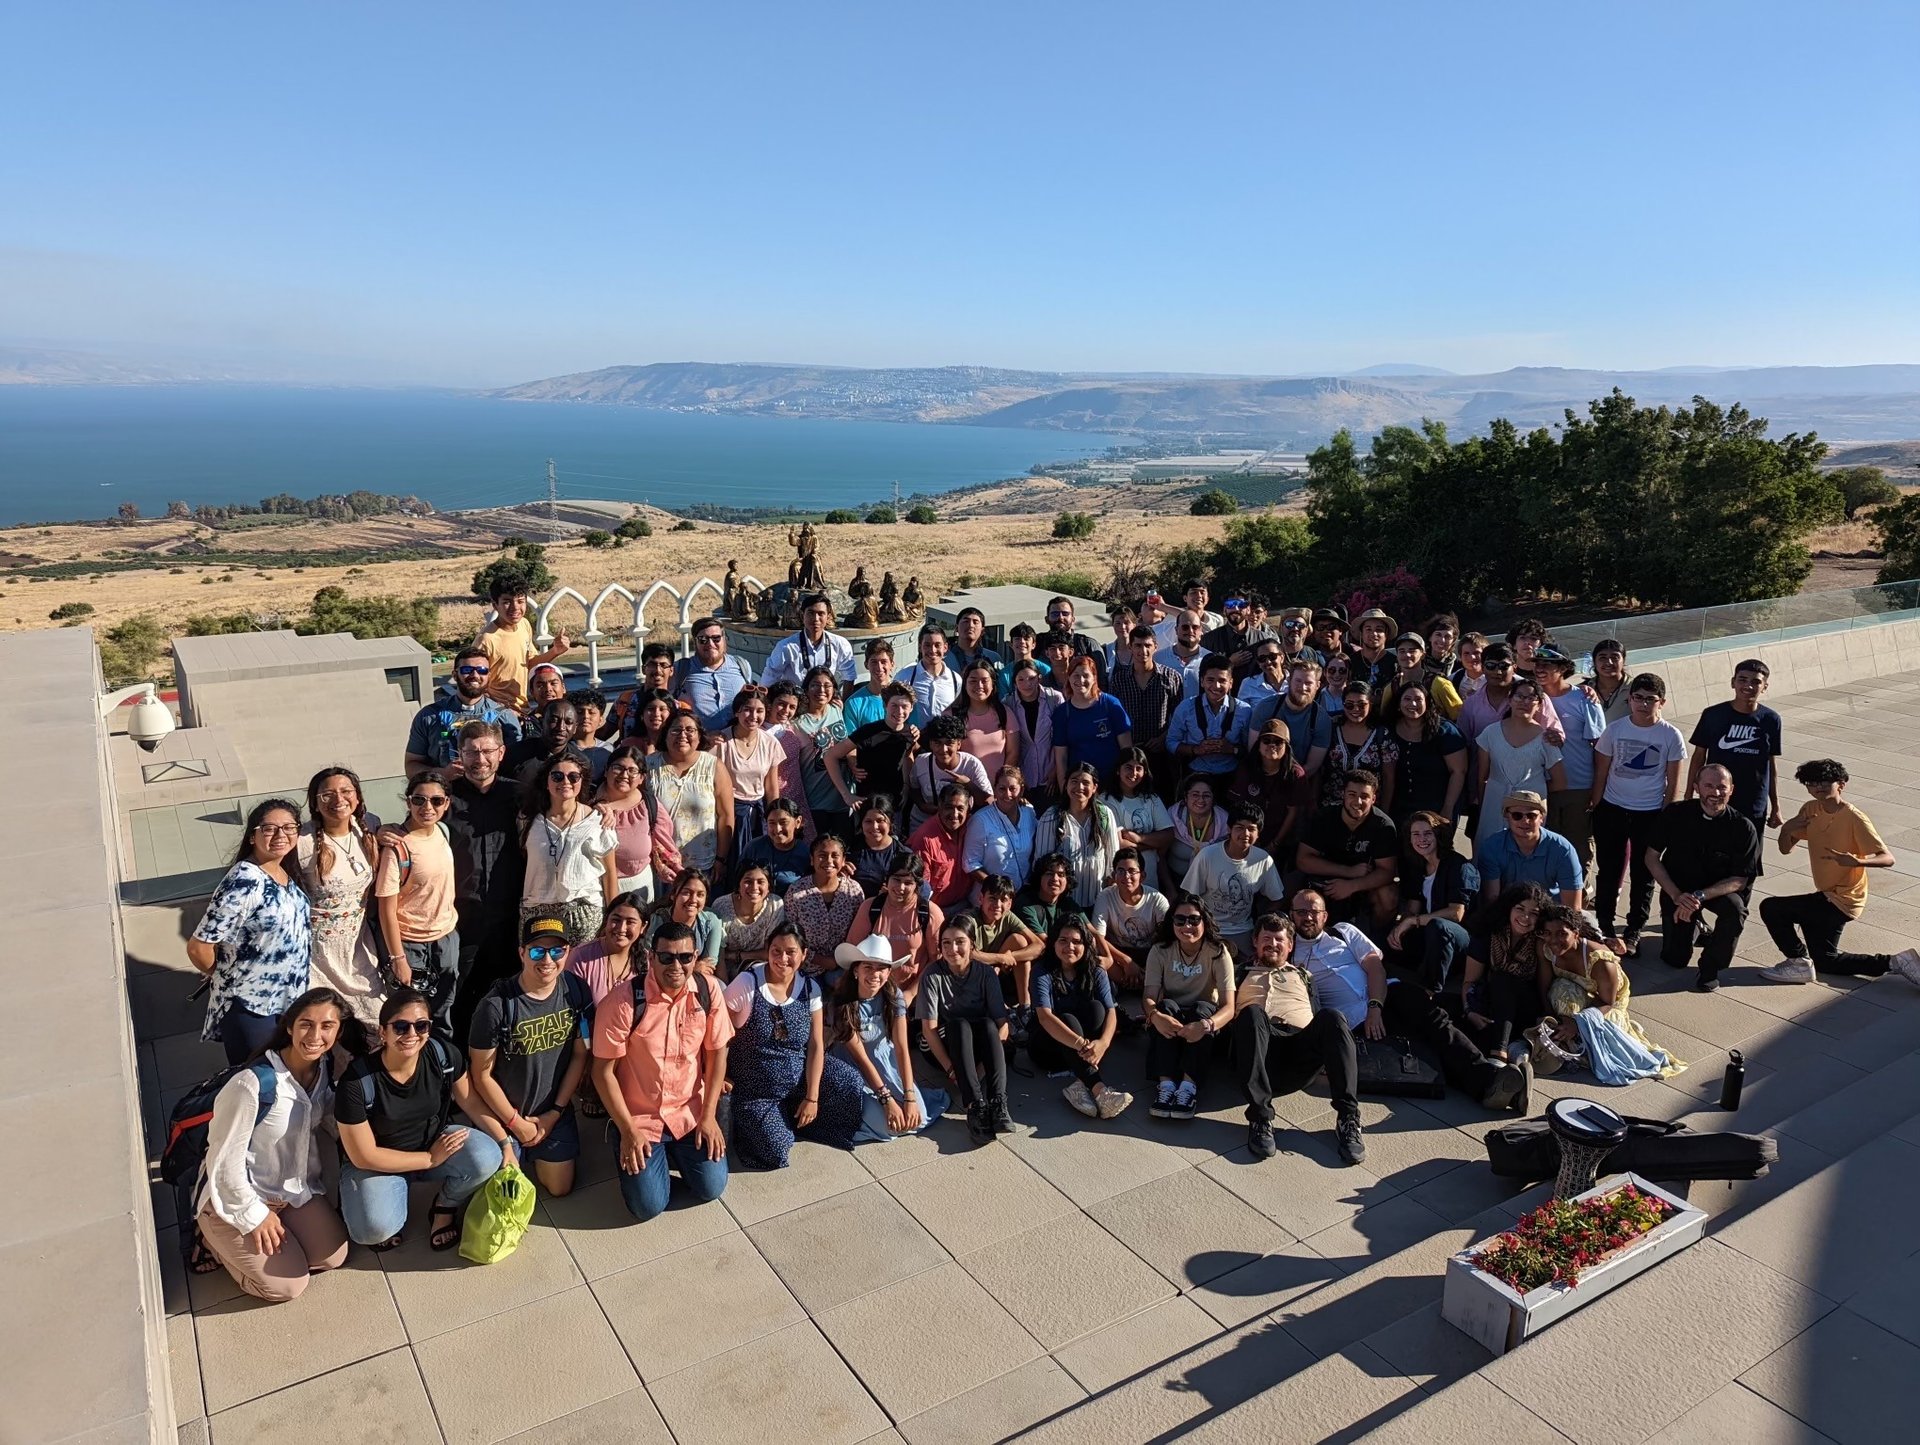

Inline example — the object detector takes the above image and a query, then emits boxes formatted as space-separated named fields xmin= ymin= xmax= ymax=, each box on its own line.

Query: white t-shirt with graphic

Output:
xmin=1593 ymin=718 xmax=1686 ymax=811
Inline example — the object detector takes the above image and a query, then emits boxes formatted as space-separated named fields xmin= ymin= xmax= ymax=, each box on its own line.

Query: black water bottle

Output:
xmin=1720 ymin=1049 xmax=1746 ymax=1110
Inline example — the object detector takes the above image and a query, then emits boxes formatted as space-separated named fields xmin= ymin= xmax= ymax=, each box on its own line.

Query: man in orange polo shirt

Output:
xmin=591 ymin=922 xmax=733 ymax=1220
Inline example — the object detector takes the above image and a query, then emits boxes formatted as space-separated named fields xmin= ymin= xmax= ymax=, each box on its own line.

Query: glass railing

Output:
xmin=1551 ymin=579 xmax=1920 ymax=666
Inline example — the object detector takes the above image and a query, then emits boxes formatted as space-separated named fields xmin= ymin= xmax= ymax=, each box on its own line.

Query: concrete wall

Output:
xmin=0 ymin=628 xmax=174 ymax=1443
xmin=1635 ymin=617 xmax=1920 ymax=718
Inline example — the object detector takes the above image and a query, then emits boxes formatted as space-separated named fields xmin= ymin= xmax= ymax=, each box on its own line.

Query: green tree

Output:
xmin=470 ymin=542 xmax=556 ymax=599
xmin=300 ymin=586 xmax=439 ymax=647
xmin=1190 ymin=488 xmax=1239 ymax=516
xmin=865 ymin=505 xmax=897 ymax=525
xmin=98 ymin=613 xmax=168 ymax=685
xmin=673 ymin=519 xmax=697 ymax=532
xmin=1832 ymin=465 xmax=1901 ymax=520
xmin=823 ymin=508 xmax=860 ymax=524
xmin=1052 ymin=511 xmax=1096 ymax=540
xmin=1873 ymin=493 xmax=1920 ymax=583
xmin=905 ymin=502 xmax=939 ymax=525
xmin=614 ymin=515 xmax=652 ymax=539
xmin=582 ymin=529 xmax=613 ymax=548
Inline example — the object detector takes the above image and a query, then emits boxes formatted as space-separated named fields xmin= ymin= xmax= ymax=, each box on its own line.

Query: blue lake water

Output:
xmin=0 ymin=386 xmax=1120 ymax=525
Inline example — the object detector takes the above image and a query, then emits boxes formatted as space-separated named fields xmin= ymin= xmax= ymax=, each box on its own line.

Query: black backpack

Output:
xmin=160 ymin=1059 xmax=279 ymax=1187
xmin=632 ymin=969 xmax=718 ymax=1024
xmin=353 ymin=1035 xmax=461 ymax=1113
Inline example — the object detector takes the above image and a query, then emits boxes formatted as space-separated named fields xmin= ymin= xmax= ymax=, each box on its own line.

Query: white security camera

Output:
xmin=103 ymin=682 xmax=177 ymax=753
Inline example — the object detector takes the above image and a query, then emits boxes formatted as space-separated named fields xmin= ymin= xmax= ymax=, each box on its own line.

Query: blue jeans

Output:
xmin=1419 ymin=918 xmax=1472 ymax=991
xmin=616 ymin=1125 xmax=728 ymax=1221
xmin=218 ymin=1005 xmax=280 ymax=1067
xmin=338 ymin=1127 xmax=504 ymax=1244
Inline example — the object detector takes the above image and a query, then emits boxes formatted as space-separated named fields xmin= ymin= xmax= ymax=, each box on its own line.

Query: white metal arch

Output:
xmin=534 ymin=573 xmax=774 ymax=686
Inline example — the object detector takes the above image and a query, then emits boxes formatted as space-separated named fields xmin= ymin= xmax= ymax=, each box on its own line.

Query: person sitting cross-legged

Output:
xmin=1293 ymin=769 xmax=1399 ymax=932
xmin=1230 ymin=914 xmax=1365 ymax=1165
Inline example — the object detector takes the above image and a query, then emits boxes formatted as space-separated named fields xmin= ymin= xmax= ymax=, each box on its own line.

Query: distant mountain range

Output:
xmin=495 ymin=361 xmax=1920 ymax=445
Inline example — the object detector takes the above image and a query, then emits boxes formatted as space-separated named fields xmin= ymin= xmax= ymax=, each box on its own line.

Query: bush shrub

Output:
xmin=582 ymin=529 xmax=613 ymax=548
xmin=905 ymin=503 xmax=940 ymax=525
xmin=823 ymin=508 xmax=861 ymax=524
xmin=615 ymin=515 xmax=652 ymax=539
xmin=48 ymin=600 xmax=95 ymax=620
xmin=1052 ymin=511 xmax=1097 ymax=540
xmin=865 ymin=506 xmax=897 ymax=525
xmin=1190 ymin=488 xmax=1239 ymax=516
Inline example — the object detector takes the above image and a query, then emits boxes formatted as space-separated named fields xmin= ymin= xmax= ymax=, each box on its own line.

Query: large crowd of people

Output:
xmin=181 ymin=574 xmax=1920 ymax=1297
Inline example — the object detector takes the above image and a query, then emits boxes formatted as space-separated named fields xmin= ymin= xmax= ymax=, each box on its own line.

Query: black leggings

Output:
xmin=940 ymin=1016 xmax=1008 ymax=1107
xmin=1030 ymin=1004 xmax=1111 ymax=1088
xmin=1592 ymin=801 xmax=1664 ymax=938
xmin=1146 ymin=1000 xmax=1219 ymax=1083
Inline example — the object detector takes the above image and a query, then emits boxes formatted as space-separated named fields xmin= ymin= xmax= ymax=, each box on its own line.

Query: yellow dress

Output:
xmin=1547 ymin=942 xmax=1686 ymax=1078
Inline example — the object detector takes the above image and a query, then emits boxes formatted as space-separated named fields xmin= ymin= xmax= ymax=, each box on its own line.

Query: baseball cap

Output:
xmin=522 ymin=914 xmax=570 ymax=945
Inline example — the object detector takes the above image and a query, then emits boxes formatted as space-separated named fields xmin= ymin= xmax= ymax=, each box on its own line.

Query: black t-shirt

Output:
xmin=1655 ymin=801 xmax=1760 ymax=891
xmin=1688 ymin=702 xmax=1782 ymax=821
xmin=1302 ymin=804 xmax=1399 ymax=873
xmin=851 ymin=722 xmax=913 ymax=803
xmin=336 ymin=1042 xmax=465 ymax=1153
xmin=468 ymin=973 xmax=592 ymax=1118
xmin=447 ymin=774 xmax=527 ymax=920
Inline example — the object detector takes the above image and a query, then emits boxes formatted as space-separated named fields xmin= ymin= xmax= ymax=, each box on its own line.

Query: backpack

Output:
xmin=631 ymin=969 xmax=718 ymax=1025
xmin=160 ymin=1059 xmax=279 ymax=1187
xmin=487 ymin=973 xmax=594 ymax=1053
xmin=354 ymin=1035 xmax=461 ymax=1114
xmin=867 ymin=893 xmax=932 ymax=936
xmin=377 ymin=822 xmax=450 ymax=894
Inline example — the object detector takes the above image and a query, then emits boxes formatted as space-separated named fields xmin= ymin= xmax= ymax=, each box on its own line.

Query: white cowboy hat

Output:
xmin=835 ymin=934 xmax=906 ymax=969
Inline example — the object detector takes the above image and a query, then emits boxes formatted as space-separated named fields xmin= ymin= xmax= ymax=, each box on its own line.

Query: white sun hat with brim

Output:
xmin=835 ymin=934 xmax=907 ymax=969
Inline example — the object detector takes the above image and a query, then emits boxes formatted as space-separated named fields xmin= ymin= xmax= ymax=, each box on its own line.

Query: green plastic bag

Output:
xmin=458 ymin=1159 xmax=536 ymax=1264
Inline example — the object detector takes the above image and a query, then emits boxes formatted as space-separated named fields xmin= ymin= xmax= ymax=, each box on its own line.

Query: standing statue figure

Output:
xmin=877 ymin=570 xmax=903 ymax=624
xmin=788 ymin=522 xmax=827 ymax=593
xmin=722 ymin=559 xmax=741 ymax=617
xmin=902 ymin=576 xmax=924 ymax=620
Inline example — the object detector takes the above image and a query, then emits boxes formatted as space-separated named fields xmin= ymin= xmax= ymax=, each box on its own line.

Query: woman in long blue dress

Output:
xmin=722 ymin=921 xmax=864 ymax=1169
xmin=832 ymin=943 xmax=947 ymax=1142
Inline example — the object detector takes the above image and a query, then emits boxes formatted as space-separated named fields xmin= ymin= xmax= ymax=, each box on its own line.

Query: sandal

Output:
xmin=428 ymin=1204 xmax=461 ymax=1252
xmin=187 ymin=1230 xmax=222 ymax=1275
xmin=369 ymin=1229 xmax=406 ymax=1252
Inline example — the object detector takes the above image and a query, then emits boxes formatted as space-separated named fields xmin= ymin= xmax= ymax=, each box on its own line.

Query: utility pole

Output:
xmin=545 ymin=458 xmax=559 ymax=541
xmin=892 ymin=478 xmax=901 ymax=517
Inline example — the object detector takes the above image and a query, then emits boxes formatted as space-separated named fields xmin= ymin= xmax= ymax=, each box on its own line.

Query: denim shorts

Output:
xmin=517 ymin=1105 xmax=580 ymax=1164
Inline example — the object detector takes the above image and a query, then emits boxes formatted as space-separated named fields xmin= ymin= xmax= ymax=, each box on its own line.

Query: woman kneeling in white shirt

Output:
xmin=195 ymin=987 xmax=357 ymax=1303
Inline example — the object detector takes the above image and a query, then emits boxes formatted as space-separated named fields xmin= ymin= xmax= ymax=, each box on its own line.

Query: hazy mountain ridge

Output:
xmin=495 ymin=360 xmax=1920 ymax=444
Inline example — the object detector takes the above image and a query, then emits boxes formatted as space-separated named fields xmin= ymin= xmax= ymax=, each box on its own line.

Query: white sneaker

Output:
xmin=1760 ymin=957 xmax=1817 ymax=984
xmin=1095 ymin=1086 xmax=1134 ymax=1120
xmin=1064 ymin=1080 xmax=1100 ymax=1118
xmin=1889 ymin=949 xmax=1920 ymax=988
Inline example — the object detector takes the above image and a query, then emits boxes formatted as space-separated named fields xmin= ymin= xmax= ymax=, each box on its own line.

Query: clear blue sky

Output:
xmin=3 ymin=1 xmax=1916 ymax=386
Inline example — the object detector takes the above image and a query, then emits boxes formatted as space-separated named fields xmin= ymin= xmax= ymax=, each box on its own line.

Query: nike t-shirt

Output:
xmin=1688 ymin=701 xmax=1782 ymax=821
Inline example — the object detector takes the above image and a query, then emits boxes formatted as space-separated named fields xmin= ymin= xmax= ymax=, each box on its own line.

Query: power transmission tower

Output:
xmin=545 ymin=458 xmax=559 ymax=541
xmin=892 ymin=478 xmax=901 ymax=517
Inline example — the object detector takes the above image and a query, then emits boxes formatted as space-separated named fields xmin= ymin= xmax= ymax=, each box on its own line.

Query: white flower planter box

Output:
xmin=1441 ymin=1172 xmax=1707 ymax=1357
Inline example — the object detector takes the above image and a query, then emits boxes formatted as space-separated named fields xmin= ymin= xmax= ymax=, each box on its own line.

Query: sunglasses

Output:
xmin=408 ymin=794 xmax=448 ymax=807
xmin=655 ymin=951 xmax=697 ymax=967
xmin=525 ymin=944 xmax=567 ymax=962
xmin=1257 ymin=653 xmax=1282 ymax=663
xmin=1506 ymin=810 xmax=1543 ymax=821
xmin=388 ymin=1018 xmax=432 ymax=1037
xmin=550 ymin=771 xmax=584 ymax=784
xmin=455 ymin=664 xmax=490 ymax=676
xmin=697 ymin=634 xmax=725 ymax=645
xmin=1172 ymin=914 xmax=1204 ymax=926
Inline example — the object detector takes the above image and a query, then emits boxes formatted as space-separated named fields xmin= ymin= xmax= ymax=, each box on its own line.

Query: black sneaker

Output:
xmin=1621 ymin=933 xmax=1643 ymax=956
xmin=1481 ymin=1061 xmax=1526 ymax=1111
xmin=1693 ymin=975 xmax=1721 ymax=993
xmin=1512 ymin=1053 xmax=1533 ymax=1115
xmin=1248 ymin=1118 xmax=1278 ymax=1159
xmin=965 ymin=1104 xmax=993 ymax=1145
xmin=988 ymin=1098 xmax=1015 ymax=1135
xmin=1335 ymin=1110 xmax=1367 ymax=1166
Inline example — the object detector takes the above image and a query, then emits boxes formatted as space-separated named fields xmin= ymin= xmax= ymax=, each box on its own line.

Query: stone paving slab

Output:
xmin=647 ymin=1319 xmax=889 ymax=1445
xmin=205 ymin=1347 xmax=437 ymax=1445
xmin=960 ymin=1213 xmax=1176 ymax=1349
xmin=1645 ymin=1381 xmax=1838 ymax=1445
xmin=898 ymin=1357 xmax=1086 ymax=1445
xmin=1738 ymin=1308 xmax=1918 ymax=1445
xmin=593 ymin=1230 xmax=806 ymax=1381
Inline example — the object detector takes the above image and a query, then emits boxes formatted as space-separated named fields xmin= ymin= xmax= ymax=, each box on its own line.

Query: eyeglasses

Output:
xmin=408 ymin=794 xmax=448 ymax=808
xmin=1630 ymin=692 xmax=1662 ymax=703
xmin=255 ymin=823 xmax=299 ymax=838
xmin=525 ymin=944 xmax=567 ymax=962
xmin=1486 ymin=660 xmax=1513 ymax=670
xmin=1172 ymin=914 xmax=1204 ymax=926
xmin=455 ymin=664 xmax=490 ymax=676
xmin=655 ymin=951 xmax=697 ymax=967
xmin=550 ymin=770 xmax=584 ymax=784
xmin=388 ymin=1018 xmax=432 ymax=1037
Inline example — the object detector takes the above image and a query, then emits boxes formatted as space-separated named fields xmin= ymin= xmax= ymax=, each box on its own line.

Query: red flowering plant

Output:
xmin=1341 ymin=567 xmax=1430 ymax=629
xmin=1471 ymin=1184 xmax=1675 ymax=1294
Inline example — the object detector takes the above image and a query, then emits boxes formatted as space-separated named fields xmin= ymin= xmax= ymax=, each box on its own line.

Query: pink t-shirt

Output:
xmin=601 ymin=798 xmax=654 ymax=880
xmin=719 ymin=729 xmax=780 ymax=803
xmin=962 ymin=705 xmax=1010 ymax=784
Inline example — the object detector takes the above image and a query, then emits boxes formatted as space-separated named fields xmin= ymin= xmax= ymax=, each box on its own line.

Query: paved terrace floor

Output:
xmin=134 ymin=674 xmax=1920 ymax=1445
